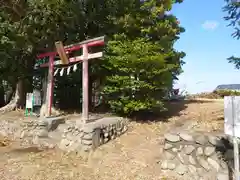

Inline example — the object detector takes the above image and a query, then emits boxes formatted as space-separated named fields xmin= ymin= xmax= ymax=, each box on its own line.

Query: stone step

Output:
xmin=56 ymin=124 xmax=69 ymax=133
xmin=48 ymin=130 xmax=63 ymax=141
xmin=33 ymin=136 xmax=58 ymax=149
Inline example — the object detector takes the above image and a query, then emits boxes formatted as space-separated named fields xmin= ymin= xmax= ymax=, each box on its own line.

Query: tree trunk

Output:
xmin=6 ymin=90 xmax=14 ymax=104
xmin=0 ymin=81 xmax=5 ymax=107
xmin=0 ymin=79 xmax=25 ymax=113
xmin=39 ymin=73 xmax=61 ymax=117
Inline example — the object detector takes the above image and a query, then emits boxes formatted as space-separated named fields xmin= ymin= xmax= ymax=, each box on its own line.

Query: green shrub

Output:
xmin=214 ymin=89 xmax=240 ymax=97
xmin=191 ymin=90 xmax=240 ymax=99
xmin=194 ymin=92 xmax=221 ymax=99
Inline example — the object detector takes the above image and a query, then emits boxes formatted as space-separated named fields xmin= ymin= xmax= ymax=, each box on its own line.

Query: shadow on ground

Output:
xmin=46 ymin=99 xmax=219 ymax=124
xmin=215 ymin=137 xmax=234 ymax=180
xmin=129 ymin=99 xmax=217 ymax=123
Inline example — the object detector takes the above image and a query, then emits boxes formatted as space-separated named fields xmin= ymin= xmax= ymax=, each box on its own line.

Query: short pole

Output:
xmin=231 ymin=96 xmax=240 ymax=180
xmin=233 ymin=137 xmax=240 ymax=180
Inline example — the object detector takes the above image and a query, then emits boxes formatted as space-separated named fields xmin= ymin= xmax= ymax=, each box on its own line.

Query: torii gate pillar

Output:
xmin=46 ymin=55 xmax=54 ymax=117
xmin=82 ymin=44 xmax=89 ymax=123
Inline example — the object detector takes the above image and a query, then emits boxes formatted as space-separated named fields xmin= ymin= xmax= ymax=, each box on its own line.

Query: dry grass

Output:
xmin=189 ymin=92 xmax=222 ymax=99
xmin=0 ymin=135 xmax=9 ymax=147
xmin=176 ymin=99 xmax=224 ymax=132
xmin=0 ymin=100 xmax=224 ymax=180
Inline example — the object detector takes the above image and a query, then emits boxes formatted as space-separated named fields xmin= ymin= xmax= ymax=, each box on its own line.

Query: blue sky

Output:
xmin=172 ymin=0 xmax=240 ymax=94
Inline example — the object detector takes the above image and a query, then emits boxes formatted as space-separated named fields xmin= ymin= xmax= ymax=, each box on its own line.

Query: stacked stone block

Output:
xmin=59 ymin=118 xmax=128 ymax=152
xmin=0 ymin=116 xmax=128 ymax=152
xmin=20 ymin=120 xmax=49 ymax=138
xmin=160 ymin=132 xmax=231 ymax=179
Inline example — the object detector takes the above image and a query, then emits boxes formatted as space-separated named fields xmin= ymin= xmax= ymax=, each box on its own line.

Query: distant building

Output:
xmin=215 ymin=84 xmax=240 ymax=91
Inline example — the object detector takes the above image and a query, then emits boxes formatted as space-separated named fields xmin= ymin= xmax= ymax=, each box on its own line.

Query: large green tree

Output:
xmin=0 ymin=0 xmax=111 ymax=111
xmin=0 ymin=0 xmax=185 ymax=115
xmin=0 ymin=0 xmax=80 ymax=110
xmin=223 ymin=0 xmax=240 ymax=68
xmin=101 ymin=0 xmax=185 ymax=115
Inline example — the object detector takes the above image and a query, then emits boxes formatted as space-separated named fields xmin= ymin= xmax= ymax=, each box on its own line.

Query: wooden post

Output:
xmin=224 ymin=96 xmax=240 ymax=180
xmin=46 ymin=55 xmax=54 ymax=116
xmin=82 ymin=44 xmax=88 ymax=123
xmin=233 ymin=137 xmax=240 ymax=180
xmin=55 ymin=41 xmax=69 ymax=65
xmin=232 ymin=97 xmax=240 ymax=180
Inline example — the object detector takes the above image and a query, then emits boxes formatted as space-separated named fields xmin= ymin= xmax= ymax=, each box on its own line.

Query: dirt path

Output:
xmin=0 ymin=122 xmax=169 ymax=180
xmin=0 ymin=100 xmax=224 ymax=180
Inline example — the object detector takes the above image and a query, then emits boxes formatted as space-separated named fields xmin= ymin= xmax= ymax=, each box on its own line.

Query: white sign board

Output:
xmin=33 ymin=89 xmax=41 ymax=106
xmin=224 ymin=96 xmax=240 ymax=138
xmin=26 ymin=93 xmax=33 ymax=109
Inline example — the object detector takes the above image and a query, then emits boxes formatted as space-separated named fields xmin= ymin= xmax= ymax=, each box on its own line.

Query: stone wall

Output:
xmin=0 ymin=116 xmax=128 ymax=153
xmin=21 ymin=120 xmax=49 ymax=138
xmin=0 ymin=119 xmax=49 ymax=140
xmin=160 ymin=131 xmax=232 ymax=180
xmin=59 ymin=117 xmax=128 ymax=152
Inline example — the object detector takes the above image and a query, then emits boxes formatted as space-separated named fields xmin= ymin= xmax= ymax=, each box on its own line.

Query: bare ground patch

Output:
xmin=0 ymin=100 xmax=224 ymax=180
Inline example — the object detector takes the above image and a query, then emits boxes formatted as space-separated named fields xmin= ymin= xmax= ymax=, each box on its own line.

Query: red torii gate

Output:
xmin=36 ymin=36 xmax=105 ymax=123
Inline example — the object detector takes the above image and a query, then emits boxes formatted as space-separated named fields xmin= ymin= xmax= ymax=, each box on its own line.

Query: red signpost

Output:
xmin=36 ymin=36 xmax=105 ymax=123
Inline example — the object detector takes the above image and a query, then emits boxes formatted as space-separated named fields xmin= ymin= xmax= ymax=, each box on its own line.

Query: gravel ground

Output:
xmin=0 ymin=100 xmax=224 ymax=180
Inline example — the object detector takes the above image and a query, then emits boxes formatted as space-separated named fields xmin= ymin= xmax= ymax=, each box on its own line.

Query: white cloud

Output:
xmin=202 ymin=20 xmax=219 ymax=30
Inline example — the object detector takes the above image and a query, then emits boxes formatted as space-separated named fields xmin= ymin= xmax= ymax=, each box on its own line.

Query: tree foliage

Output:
xmin=223 ymin=0 xmax=240 ymax=39
xmin=101 ymin=1 xmax=185 ymax=114
xmin=103 ymin=37 xmax=184 ymax=114
xmin=223 ymin=0 xmax=240 ymax=69
xmin=0 ymin=0 xmax=185 ymax=115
